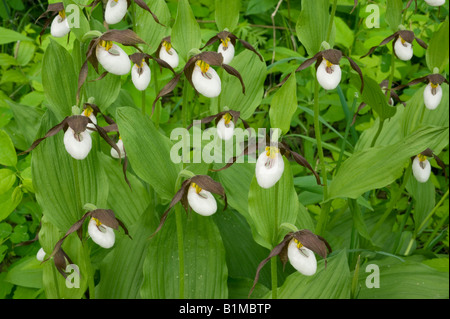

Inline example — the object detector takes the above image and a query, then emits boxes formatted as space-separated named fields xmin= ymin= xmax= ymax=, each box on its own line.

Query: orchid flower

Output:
xmin=361 ymin=30 xmax=427 ymax=62
xmin=213 ymin=138 xmax=321 ymax=189
xmin=152 ymin=51 xmax=245 ymax=114
xmin=36 ymin=247 xmax=47 ymax=262
xmin=201 ymin=30 xmax=264 ymax=65
xmin=156 ymin=37 xmax=180 ymax=69
xmin=248 ymin=229 xmax=331 ymax=297
xmin=352 ymin=79 xmax=406 ymax=125
xmin=129 ymin=52 xmax=175 ymax=91
xmin=19 ymin=115 xmax=121 ymax=161
xmin=187 ymin=110 xmax=250 ymax=141
xmin=85 ymin=0 xmax=163 ymax=26
xmin=36 ymin=2 xmax=70 ymax=44
xmin=150 ymin=175 xmax=227 ymax=238
xmin=393 ymin=73 xmax=448 ymax=110
xmin=43 ymin=209 xmax=129 ymax=274
xmin=77 ymin=29 xmax=145 ymax=99
xmin=412 ymin=148 xmax=446 ymax=183
xmin=280 ymin=49 xmax=364 ymax=92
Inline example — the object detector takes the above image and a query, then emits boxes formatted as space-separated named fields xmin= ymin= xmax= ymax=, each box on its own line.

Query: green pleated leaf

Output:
xmin=96 ymin=214 xmax=156 ymax=299
xmin=247 ymin=158 xmax=299 ymax=249
xmin=406 ymin=171 xmax=435 ymax=233
xmin=140 ymin=212 xmax=228 ymax=298
xmin=171 ymin=0 xmax=202 ymax=61
xmin=6 ymin=100 xmax=44 ymax=145
xmin=101 ymin=153 xmax=151 ymax=227
xmin=115 ymin=107 xmax=181 ymax=200
xmin=42 ymin=39 xmax=77 ymax=121
xmin=401 ymin=84 xmax=449 ymax=147
xmin=268 ymin=250 xmax=351 ymax=299
xmin=0 ymin=26 xmax=33 ymax=44
xmin=295 ymin=0 xmax=335 ymax=57
xmin=0 ymin=129 xmax=17 ymax=167
xmin=385 ymin=0 xmax=403 ymax=32
xmin=269 ymin=72 xmax=297 ymax=135
xmin=0 ymin=187 xmax=23 ymax=222
xmin=426 ymin=18 xmax=449 ymax=73
xmin=31 ymin=111 xmax=109 ymax=231
xmin=215 ymin=0 xmax=240 ymax=32
xmin=0 ymin=169 xmax=16 ymax=195
xmin=357 ymin=259 xmax=449 ymax=299
xmin=328 ymin=125 xmax=449 ymax=200
xmin=4 ymin=256 xmax=43 ymax=289
xmin=135 ymin=0 xmax=171 ymax=55
xmin=351 ymin=74 xmax=396 ymax=121
xmin=219 ymin=50 xmax=267 ymax=120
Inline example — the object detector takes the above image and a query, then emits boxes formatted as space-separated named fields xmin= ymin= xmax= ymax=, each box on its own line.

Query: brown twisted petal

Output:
xmin=53 ymin=247 xmax=75 ymax=279
xmin=292 ymin=229 xmax=332 ymax=263
xmin=131 ymin=0 xmax=165 ymax=27
xmin=360 ymin=33 xmax=397 ymax=58
xmin=350 ymin=0 xmax=358 ymax=14
xmin=248 ymin=233 xmax=293 ymax=298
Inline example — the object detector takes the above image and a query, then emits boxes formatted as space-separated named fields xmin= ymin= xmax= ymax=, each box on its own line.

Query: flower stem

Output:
xmin=175 ymin=203 xmax=185 ymax=299
xmin=370 ymin=118 xmax=385 ymax=148
xmin=152 ymin=62 xmax=161 ymax=128
xmin=271 ymin=257 xmax=278 ymax=299
xmin=326 ymin=0 xmax=338 ymax=43
xmin=141 ymin=90 xmax=146 ymax=115
xmin=174 ymin=174 xmax=186 ymax=299
xmin=313 ymin=77 xmax=330 ymax=236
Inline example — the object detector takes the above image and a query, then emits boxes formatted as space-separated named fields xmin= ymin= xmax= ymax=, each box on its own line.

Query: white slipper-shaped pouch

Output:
xmin=131 ymin=62 xmax=151 ymax=91
xmin=63 ymin=127 xmax=92 ymax=160
xmin=88 ymin=217 xmax=115 ymax=249
xmin=394 ymin=37 xmax=413 ymax=61
xmin=423 ymin=82 xmax=442 ymax=110
xmin=218 ymin=42 xmax=235 ymax=65
xmin=412 ymin=155 xmax=431 ymax=183
xmin=159 ymin=45 xmax=179 ymax=69
xmin=316 ymin=59 xmax=342 ymax=90
xmin=50 ymin=14 xmax=70 ymax=38
xmin=425 ymin=0 xmax=446 ymax=6
xmin=104 ymin=0 xmax=128 ymax=25
xmin=191 ymin=62 xmax=221 ymax=98
xmin=255 ymin=147 xmax=285 ymax=189
xmin=187 ymin=184 xmax=218 ymax=216
xmin=216 ymin=116 xmax=235 ymax=141
xmin=36 ymin=247 xmax=46 ymax=262
xmin=111 ymin=138 xmax=126 ymax=159
xmin=96 ymin=43 xmax=131 ymax=75
xmin=287 ymin=239 xmax=318 ymax=276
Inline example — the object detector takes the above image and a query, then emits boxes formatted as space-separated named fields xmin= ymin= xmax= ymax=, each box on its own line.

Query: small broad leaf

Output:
xmin=0 ymin=130 xmax=17 ymax=167
xmin=171 ymin=0 xmax=201 ymax=61
xmin=426 ymin=18 xmax=449 ymax=73
xmin=269 ymin=72 xmax=297 ymax=135
xmin=215 ymin=0 xmax=240 ymax=32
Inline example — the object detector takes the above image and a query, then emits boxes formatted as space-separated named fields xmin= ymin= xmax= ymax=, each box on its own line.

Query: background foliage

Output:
xmin=0 ymin=0 xmax=448 ymax=299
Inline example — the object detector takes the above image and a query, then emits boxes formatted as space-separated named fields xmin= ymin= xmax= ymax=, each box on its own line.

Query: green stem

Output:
xmin=370 ymin=119 xmax=385 ymax=148
xmin=326 ymin=0 xmax=338 ymax=43
xmin=386 ymin=51 xmax=396 ymax=105
xmin=174 ymin=174 xmax=186 ymax=299
xmin=141 ymin=90 xmax=146 ymax=115
xmin=417 ymin=188 xmax=449 ymax=235
xmin=313 ymin=77 xmax=330 ymax=236
xmin=152 ymin=62 xmax=161 ymax=128
xmin=335 ymin=95 xmax=357 ymax=175
xmin=271 ymin=257 xmax=278 ymax=299
xmin=370 ymin=164 xmax=412 ymax=236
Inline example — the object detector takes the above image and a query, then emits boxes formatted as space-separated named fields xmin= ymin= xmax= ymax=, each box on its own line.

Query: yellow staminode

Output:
xmin=418 ymin=153 xmax=427 ymax=162
xmin=196 ymin=60 xmax=210 ymax=74
xmin=93 ymin=217 xmax=102 ymax=227
xmin=136 ymin=58 xmax=145 ymax=68
xmin=294 ymin=238 xmax=303 ymax=249
xmin=58 ymin=10 xmax=66 ymax=19
xmin=223 ymin=113 xmax=232 ymax=125
xmin=191 ymin=183 xmax=202 ymax=194
xmin=400 ymin=36 xmax=406 ymax=45
xmin=430 ymin=82 xmax=439 ymax=89
xmin=100 ymin=40 xmax=113 ymax=51
xmin=324 ymin=58 xmax=333 ymax=68
xmin=265 ymin=146 xmax=279 ymax=159
xmin=84 ymin=105 xmax=93 ymax=117
xmin=220 ymin=37 xmax=231 ymax=48
xmin=162 ymin=40 xmax=172 ymax=53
